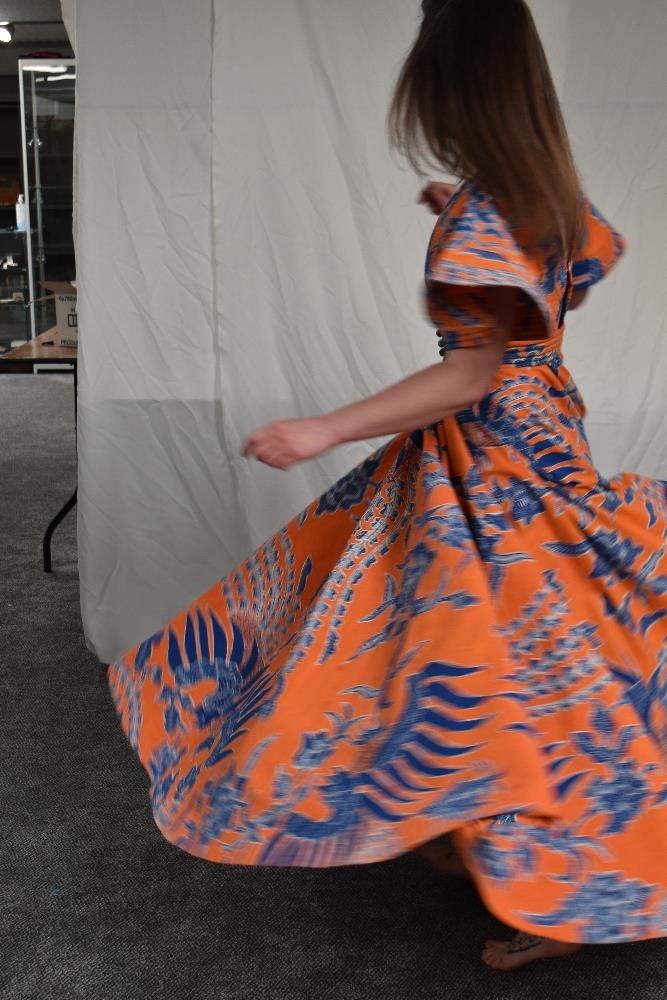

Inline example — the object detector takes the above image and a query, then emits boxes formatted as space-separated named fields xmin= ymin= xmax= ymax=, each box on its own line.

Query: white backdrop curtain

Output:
xmin=75 ymin=0 xmax=667 ymax=664
xmin=59 ymin=0 xmax=76 ymax=52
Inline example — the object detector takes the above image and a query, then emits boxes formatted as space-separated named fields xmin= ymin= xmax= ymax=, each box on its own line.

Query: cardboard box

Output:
xmin=0 ymin=177 xmax=20 ymax=206
xmin=40 ymin=280 xmax=78 ymax=347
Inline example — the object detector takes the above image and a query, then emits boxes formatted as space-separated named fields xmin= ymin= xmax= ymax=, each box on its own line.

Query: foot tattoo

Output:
xmin=508 ymin=933 xmax=544 ymax=955
xmin=482 ymin=932 xmax=582 ymax=971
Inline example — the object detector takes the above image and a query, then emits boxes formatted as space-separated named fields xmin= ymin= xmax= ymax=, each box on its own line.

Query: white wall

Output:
xmin=531 ymin=0 xmax=667 ymax=477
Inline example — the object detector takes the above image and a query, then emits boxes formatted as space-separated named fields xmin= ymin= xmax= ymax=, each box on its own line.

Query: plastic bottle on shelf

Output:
xmin=15 ymin=193 xmax=27 ymax=232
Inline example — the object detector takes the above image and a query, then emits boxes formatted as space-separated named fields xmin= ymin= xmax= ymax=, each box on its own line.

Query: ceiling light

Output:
xmin=22 ymin=63 xmax=68 ymax=73
xmin=0 ymin=21 xmax=14 ymax=43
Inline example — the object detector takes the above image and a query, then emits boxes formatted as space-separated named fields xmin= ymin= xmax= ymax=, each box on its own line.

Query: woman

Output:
xmin=108 ymin=0 xmax=667 ymax=972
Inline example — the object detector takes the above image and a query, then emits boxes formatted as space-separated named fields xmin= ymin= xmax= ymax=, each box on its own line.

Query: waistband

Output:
xmin=437 ymin=330 xmax=565 ymax=369
xmin=501 ymin=331 xmax=564 ymax=368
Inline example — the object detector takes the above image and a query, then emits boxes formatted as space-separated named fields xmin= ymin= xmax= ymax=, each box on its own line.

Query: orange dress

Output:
xmin=108 ymin=183 xmax=667 ymax=945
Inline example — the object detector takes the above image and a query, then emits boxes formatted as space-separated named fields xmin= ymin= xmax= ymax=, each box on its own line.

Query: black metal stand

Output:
xmin=42 ymin=362 xmax=77 ymax=573
xmin=43 ymin=487 xmax=77 ymax=572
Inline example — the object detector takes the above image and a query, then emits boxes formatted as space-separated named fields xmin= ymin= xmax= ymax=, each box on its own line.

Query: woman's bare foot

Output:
xmin=482 ymin=932 xmax=582 ymax=971
xmin=417 ymin=835 xmax=471 ymax=880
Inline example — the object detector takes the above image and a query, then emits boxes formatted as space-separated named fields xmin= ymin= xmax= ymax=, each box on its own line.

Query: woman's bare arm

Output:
xmin=243 ymin=287 xmax=518 ymax=468
xmin=326 ymin=336 xmax=507 ymax=443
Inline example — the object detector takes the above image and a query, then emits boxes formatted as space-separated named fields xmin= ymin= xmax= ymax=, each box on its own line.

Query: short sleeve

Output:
xmin=571 ymin=199 xmax=626 ymax=291
xmin=424 ymin=183 xmax=552 ymax=349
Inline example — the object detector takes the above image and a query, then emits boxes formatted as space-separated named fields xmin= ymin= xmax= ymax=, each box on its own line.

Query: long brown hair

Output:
xmin=389 ymin=0 xmax=582 ymax=256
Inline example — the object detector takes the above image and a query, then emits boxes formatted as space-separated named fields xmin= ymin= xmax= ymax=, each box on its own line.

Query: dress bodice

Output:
xmin=424 ymin=182 xmax=626 ymax=357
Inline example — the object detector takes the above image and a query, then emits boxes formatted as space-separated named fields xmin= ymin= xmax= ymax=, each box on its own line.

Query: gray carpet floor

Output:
xmin=1 ymin=373 xmax=665 ymax=1000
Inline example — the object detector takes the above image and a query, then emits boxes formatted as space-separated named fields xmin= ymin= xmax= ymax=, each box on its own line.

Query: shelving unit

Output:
xmin=18 ymin=58 xmax=76 ymax=342
xmin=0 ymin=102 xmax=29 ymax=351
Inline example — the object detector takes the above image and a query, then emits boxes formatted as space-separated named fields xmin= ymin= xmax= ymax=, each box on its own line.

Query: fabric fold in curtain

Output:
xmin=75 ymin=0 xmax=667 ymax=664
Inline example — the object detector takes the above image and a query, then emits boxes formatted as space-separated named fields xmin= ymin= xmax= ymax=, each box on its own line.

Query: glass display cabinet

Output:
xmin=0 ymin=102 xmax=29 ymax=352
xmin=19 ymin=58 xmax=76 ymax=340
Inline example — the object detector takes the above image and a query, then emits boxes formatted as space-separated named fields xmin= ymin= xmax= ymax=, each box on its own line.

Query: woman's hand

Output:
xmin=418 ymin=181 xmax=458 ymax=215
xmin=241 ymin=415 xmax=341 ymax=470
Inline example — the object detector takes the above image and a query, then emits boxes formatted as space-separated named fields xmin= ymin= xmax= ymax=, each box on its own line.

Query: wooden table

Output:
xmin=0 ymin=327 xmax=78 ymax=371
xmin=0 ymin=327 xmax=78 ymax=572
